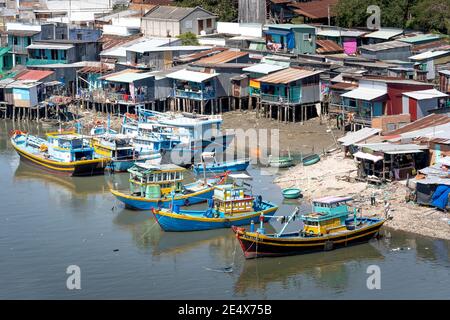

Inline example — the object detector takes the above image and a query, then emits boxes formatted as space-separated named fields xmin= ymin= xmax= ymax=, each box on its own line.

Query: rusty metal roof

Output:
xmin=256 ymin=67 xmax=322 ymax=84
xmin=387 ymin=114 xmax=450 ymax=136
xmin=316 ymin=39 xmax=343 ymax=54
xmin=196 ymin=50 xmax=249 ymax=65
xmin=99 ymin=33 xmax=143 ymax=51
xmin=16 ymin=70 xmax=54 ymax=81
xmin=175 ymin=47 xmax=228 ymax=63
xmin=289 ymin=0 xmax=339 ymax=19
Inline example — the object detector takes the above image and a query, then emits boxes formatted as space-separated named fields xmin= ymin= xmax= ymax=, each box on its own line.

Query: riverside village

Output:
xmin=1 ymin=0 xmax=450 ymax=300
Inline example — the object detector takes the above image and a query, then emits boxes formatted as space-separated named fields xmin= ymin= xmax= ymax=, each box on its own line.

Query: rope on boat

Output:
xmin=203 ymin=237 xmax=238 ymax=273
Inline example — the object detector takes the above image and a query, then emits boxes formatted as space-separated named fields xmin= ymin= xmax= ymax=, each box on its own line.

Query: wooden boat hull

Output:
xmin=232 ymin=218 xmax=385 ymax=259
xmin=302 ymin=154 xmax=320 ymax=166
xmin=110 ymin=187 xmax=214 ymax=210
xmin=12 ymin=139 xmax=107 ymax=177
xmin=153 ymin=202 xmax=278 ymax=232
xmin=193 ymin=159 xmax=249 ymax=174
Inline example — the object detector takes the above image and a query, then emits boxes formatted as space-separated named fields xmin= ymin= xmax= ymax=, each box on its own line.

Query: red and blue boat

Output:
xmin=233 ymin=196 xmax=385 ymax=259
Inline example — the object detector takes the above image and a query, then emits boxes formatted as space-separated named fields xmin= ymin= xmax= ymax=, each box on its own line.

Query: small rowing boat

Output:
xmin=152 ymin=184 xmax=278 ymax=232
xmin=302 ymin=153 xmax=320 ymax=166
xmin=282 ymin=187 xmax=301 ymax=199
xmin=268 ymin=155 xmax=294 ymax=168
xmin=233 ymin=196 xmax=385 ymax=259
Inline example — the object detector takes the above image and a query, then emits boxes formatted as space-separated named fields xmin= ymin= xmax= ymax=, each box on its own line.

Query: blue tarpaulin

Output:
xmin=431 ymin=185 xmax=450 ymax=210
xmin=265 ymin=29 xmax=291 ymax=36
xmin=287 ymin=32 xmax=295 ymax=49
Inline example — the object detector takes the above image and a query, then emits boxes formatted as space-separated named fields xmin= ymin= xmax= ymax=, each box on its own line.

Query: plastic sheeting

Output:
xmin=431 ymin=185 xmax=450 ymax=210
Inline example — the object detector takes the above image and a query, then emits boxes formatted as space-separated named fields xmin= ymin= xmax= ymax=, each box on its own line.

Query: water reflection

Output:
xmin=14 ymin=161 xmax=110 ymax=197
xmin=233 ymin=241 xmax=385 ymax=296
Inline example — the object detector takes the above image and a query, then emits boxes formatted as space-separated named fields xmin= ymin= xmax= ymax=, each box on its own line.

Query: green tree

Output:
xmin=410 ymin=0 xmax=450 ymax=34
xmin=177 ymin=32 xmax=200 ymax=45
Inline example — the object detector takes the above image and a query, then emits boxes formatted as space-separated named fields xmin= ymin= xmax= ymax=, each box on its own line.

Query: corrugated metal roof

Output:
xmin=341 ymin=87 xmax=387 ymax=101
xmin=409 ymin=50 xmax=450 ymax=61
xmin=143 ymin=5 xmax=215 ymax=20
xmin=439 ymin=70 xmax=450 ymax=76
xmin=316 ymin=39 xmax=343 ymax=54
xmin=398 ymin=34 xmax=441 ymax=44
xmin=338 ymin=128 xmax=382 ymax=146
xmin=104 ymin=71 xmax=154 ymax=83
xmin=256 ymin=67 xmax=322 ymax=84
xmin=27 ymin=43 xmax=74 ymax=50
xmin=175 ymin=47 xmax=228 ymax=63
xmin=242 ymin=63 xmax=287 ymax=74
xmin=265 ymin=23 xmax=315 ymax=30
xmin=364 ymin=28 xmax=403 ymax=40
xmin=166 ymin=69 xmax=219 ymax=83
xmin=125 ymin=38 xmax=173 ymax=53
xmin=288 ymin=0 xmax=339 ymax=19
xmin=316 ymin=29 xmax=366 ymax=38
xmin=360 ymin=40 xmax=411 ymax=52
xmin=387 ymin=114 xmax=450 ymax=136
xmin=353 ymin=151 xmax=383 ymax=162
xmin=358 ymin=142 xmax=428 ymax=153
xmin=196 ymin=50 xmax=249 ymax=64
xmin=16 ymin=70 xmax=54 ymax=81
xmin=403 ymin=89 xmax=448 ymax=100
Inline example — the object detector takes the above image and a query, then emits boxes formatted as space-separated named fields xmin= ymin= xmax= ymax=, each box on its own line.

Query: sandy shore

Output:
xmin=274 ymin=151 xmax=450 ymax=241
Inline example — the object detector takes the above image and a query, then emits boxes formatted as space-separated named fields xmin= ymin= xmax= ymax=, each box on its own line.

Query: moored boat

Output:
xmin=302 ymin=153 xmax=320 ymax=166
xmin=91 ymin=133 xmax=161 ymax=172
xmin=282 ymin=187 xmax=301 ymax=199
xmin=152 ymin=184 xmax=278 ymax=232
xmin=110 ymin=162 xmax=228 ymax=210
xmin=233 ymin=196 xmax=385 ymax=259
xmin=192 ymin=152 xmax=250 ymax=174
xmin=10 ymin=130 xmax=108 ymax=176
xmin=268 ymin=152 xmax=294 ymax=168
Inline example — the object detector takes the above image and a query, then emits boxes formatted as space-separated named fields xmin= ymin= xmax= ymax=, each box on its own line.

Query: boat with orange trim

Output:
xmin=233 ymin=196 xmax=385 ymax=259
xmin=10 ymin=130 xmax=108 ymax=176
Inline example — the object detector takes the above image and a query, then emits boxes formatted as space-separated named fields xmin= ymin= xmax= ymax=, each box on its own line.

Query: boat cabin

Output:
xmin=128 ymin=163 xmax=186 ymax=199
xmin=301 ymin=196 xmax=353 ymax=236
xmin=213 ymin=184 xmax=254 ymax=215
xmin=92 ymin=135 xmax=134 ymax=160
xmin=46 ymin=132 xmax=95 ymax=162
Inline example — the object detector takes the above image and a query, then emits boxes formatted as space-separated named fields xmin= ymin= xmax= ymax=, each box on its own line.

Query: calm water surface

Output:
xmin=1 ymin=120 xmax=449 ymax=299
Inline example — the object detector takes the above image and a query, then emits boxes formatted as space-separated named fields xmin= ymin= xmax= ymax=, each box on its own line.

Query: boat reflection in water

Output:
xmin=14 ymin=161 xmax=110 ymax=197
xmin=233 ymin=241 xmax=385 ymax=296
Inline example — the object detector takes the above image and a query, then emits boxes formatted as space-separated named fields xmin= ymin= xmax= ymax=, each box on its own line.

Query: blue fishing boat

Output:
xmin=10 ymin=130 xmax=108 ymax=176
xmin=152 ymin=184 xmax=278 ymax=232
xmin=192 ymin=152 xmax=250 ymax=174
xmin=233 ymin=196 xmax=385 ymax=259
xmin=110 ymin=163 xmax=228 ymax=210
xmin=302 ymin=153 xmax=320 ymax=166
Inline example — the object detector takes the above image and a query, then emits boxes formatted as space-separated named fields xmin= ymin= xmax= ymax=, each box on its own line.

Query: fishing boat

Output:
xmin=233 ymin=196 xmax=385 ymax=259
xmin=282 ymin=187 xmax=301 ymax=199
xmin=152 ymin=184 xmax=278 ymax=232
xmin=268 ymin=153 xmax=294 ymax=168
xmin=302 ymin=153 xmax=320 ymax=166
xmin=10 ymin=130 xmax=108 ymax=176
xmin=110 ymin=163 xmax=227 ymax=210
xmin=91 ymin=134 xmax=161 ymax=172
xmin=192 ymin=152 xmax=250 ymax=174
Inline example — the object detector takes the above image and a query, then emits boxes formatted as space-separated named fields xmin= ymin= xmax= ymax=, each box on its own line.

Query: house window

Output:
xmin=206 ymin=19 xmax=212 ymax=28
xmin=13 ymin=36 xmax=18 ymax=45
xmin=303 ymin=33 xmax=312 ymax=41
xmin=198 ymin=20 xmax=204 ymax=31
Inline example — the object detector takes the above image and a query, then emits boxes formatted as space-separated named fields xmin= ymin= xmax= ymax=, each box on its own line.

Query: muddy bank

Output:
xmin=274 ymin=151 xmax=450 ymax=241
xmin=222 ymin=111 xmax=343 ymax=155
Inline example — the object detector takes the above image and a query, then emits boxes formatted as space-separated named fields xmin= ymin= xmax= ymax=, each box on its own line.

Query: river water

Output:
xmin=1 ymin=120 xmax=449 ymax=299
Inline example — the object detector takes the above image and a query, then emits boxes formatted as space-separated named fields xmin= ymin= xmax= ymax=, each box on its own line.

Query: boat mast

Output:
xmin=276 ymin=207 xmax=299 ymax=237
